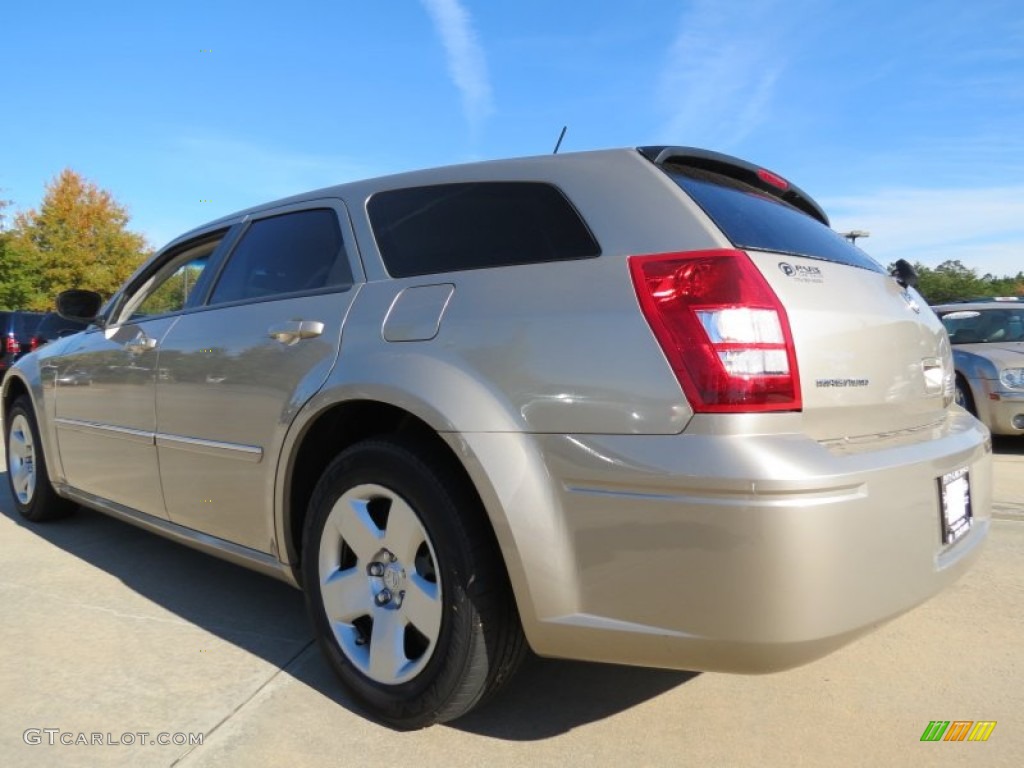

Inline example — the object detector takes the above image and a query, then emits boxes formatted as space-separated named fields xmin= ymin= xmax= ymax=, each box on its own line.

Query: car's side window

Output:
xmin=209 ymin=208 xmax=351 ymax=305
xmin=134 ymin=257 xmax=209 ymax=318
xmin=114 ymin=235 xmax=224 ymax=324
xmin=367 ymin=182 xmax=601 ymax=278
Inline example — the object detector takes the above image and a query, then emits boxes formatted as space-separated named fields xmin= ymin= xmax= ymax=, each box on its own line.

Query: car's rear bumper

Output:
xmin=464 ymin=410 xmax=991 ymax=672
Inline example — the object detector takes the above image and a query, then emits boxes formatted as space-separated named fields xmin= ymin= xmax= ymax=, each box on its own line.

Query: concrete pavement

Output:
xmin=1 ymin=430 xmax=1021 ymax=767
xmin=992 ymin=436 xmax=1024 ymax=519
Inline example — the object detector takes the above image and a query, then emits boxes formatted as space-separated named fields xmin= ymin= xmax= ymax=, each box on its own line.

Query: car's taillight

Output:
xmin=5 ymin=335 xmax=19 ymax=355
xmin=629 ymin=249 xmax=801 ymax=413
xmin=29 ymin=336 xmax=40 ymax=352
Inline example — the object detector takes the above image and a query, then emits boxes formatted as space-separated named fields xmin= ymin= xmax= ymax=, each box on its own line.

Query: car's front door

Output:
xmin=52 ymin=233 xmax=228 ymax=517
xmin=153 ymin=202 xmax=361 ymax=553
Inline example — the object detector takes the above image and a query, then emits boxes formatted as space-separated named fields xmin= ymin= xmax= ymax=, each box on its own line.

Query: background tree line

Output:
xmin=904 ymin=260 xmax=1024 ymax=304
xmin=0 ymin=169 xmax=151 ymax=310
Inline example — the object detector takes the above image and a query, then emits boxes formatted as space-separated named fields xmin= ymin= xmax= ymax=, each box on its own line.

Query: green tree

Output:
xmin=0 ymin=196 xmax=38 ymax=309
xmin=903 ymin=260 xmax=1022 ymax=304
xmin=910 ymin=260 xmax=984 ymax=303
xmin=2 ymin=169 xmax=150 ymax=310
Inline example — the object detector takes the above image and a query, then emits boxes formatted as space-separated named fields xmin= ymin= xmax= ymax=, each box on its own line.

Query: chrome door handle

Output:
xmin=124 ymin=333 xmax=157 ymax=354
xmin=267 ymin=320 xmax=324 ymax=345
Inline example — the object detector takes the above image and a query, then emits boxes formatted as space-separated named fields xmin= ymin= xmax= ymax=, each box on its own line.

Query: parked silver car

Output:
xmin=933 ymin=297 xmax=1024 ymax=435
xmin=3 ymin=147 xmax=991 ymax=728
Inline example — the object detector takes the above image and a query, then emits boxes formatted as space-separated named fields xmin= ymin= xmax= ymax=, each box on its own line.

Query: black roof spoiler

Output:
xmin=637 ymin=146 xmax=830 ymax=226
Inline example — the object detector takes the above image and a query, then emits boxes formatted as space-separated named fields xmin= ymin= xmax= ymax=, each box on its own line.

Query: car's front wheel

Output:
xmin=302 ymin=437 xmax=525 ymax=728
xmin=5 ymin=396 xmax=76 ymax=522
xmin=955 ymin=375 xmax=978 ymax=417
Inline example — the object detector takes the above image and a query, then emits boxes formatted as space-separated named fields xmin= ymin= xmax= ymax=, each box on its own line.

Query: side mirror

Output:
xmin=57 ymin=290 xmax=104 ymax=323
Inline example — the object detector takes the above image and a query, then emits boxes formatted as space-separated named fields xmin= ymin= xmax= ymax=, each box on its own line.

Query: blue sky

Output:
xmin=2 ymin=0 xmax=1022 ymax=277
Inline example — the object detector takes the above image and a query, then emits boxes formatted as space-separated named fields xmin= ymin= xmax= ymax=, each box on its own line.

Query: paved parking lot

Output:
xmin=1 ymin=426 xmax=1021 ymax=767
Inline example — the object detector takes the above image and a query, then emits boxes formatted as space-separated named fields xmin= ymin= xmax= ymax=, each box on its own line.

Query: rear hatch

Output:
xmin=637 ymin=147 xmax=952 ymax=441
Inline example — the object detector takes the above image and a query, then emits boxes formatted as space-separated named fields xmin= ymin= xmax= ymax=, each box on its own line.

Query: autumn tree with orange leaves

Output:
xmin=0 ymin=170 xmax=150 ymax=310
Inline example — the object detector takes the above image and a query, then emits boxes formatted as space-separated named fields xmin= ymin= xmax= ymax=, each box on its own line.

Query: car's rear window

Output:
xmin=667 ymin=168 xmax=884 ymax=273
xmin=368 ymin=182 xmax=601 ymax=278
xmin=3 ymin=312 xmax=44 ymax=337
xmin=36 ymin=313 xmax=88 ymax=339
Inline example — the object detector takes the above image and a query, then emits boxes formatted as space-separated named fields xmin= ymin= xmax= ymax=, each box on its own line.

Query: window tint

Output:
xmin=367 ymin=182 xmax=601 ymax=278
xmin=210 ymin=209 xmax=350 ymax=304
xmin=668 ymin=170 xmax=885 ymax=273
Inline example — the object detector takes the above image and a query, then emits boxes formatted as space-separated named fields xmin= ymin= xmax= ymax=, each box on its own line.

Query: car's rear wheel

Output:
xmin=5 ymin=396 xmax=76 ymax=522
xmin=302 ymin=437 xmax=525 ymax=728
xmin=955 ymin=375 xmax=977 ymax=416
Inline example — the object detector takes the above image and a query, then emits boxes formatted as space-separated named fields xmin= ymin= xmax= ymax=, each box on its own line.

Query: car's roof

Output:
xmin=158 ymin=145 xmax=830 ymax=255
xmin=172 ymin=147 xmax=644 ymax=245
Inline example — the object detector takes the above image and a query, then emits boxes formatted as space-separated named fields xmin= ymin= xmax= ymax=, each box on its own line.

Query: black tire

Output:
xmin=302 ymin=436 xmax=526 ymax=729
xmin=955 ymin=375 xmax=977 ymax=416
xmin=4 ymin=396 xmax=77 ymax=522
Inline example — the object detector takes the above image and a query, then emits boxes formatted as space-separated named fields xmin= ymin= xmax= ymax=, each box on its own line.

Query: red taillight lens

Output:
xmin=629 ymin=249 xmax=801 ymax=413
xmin=5 ymin=335 xmax=19 ymax=355
xmin=30 ymin=336 xmax=40 ymax=352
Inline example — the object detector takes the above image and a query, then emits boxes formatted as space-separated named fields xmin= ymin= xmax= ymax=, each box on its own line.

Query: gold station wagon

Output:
xmin=3 ymin=146 xmax=991 ymax=727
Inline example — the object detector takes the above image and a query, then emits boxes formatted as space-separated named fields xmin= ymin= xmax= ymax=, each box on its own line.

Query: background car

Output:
xmin=933 ymin=297 xmax=1024 ymax=435
xmin=0 ymin=310 xmax=45 ymax=379
xmin=30 ymin=311 xmax=89 ymax=349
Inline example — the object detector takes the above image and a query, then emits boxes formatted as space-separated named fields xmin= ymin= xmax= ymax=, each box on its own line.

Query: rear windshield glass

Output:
xmin=368 ymin=182 xmax=601 ymax=278
xmin=667 ymin=170 xmax=884 ymax=273
xmin=2 ymin=312 xmax=44 ymax=336
xmin=36 ymin=313 xmax=88 ymax=340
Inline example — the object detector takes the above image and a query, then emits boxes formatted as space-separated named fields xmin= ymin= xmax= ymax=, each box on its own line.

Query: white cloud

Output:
xmin=419 ymin=0 xmax=493 ymax=134
xmin=658 ymin=0 xmax=789 ymax=149
xmin=827 ymin=186 xmax=1024 ymax=277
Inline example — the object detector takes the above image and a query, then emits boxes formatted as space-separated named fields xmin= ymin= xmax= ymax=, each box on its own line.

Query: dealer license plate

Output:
xmin=940 ymin=468 xmax=972 ymax=545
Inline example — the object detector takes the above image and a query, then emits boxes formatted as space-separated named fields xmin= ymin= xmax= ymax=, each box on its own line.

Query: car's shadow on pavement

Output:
xmin=448 ymin=658 xmax=697 ymax=739
xmin=0 ymin=473 xmax=695 ymax=740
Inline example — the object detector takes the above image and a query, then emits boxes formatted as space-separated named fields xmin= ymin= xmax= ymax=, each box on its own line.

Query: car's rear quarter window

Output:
xmin=666 ymin=166 xmax=884 ymax=273
xmin=367 ymin=182 xmax=601 ymax=277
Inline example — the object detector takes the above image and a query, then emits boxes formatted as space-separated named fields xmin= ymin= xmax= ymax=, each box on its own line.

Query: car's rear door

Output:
xmin=154 ymin=201 xmax=362 ymax=553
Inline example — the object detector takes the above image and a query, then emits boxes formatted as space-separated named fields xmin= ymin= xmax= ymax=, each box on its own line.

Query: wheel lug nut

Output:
xmin=375 ymin=588 xmax=393 ymax=606
xmin=367 ymin=562 xmax=385 ymax=577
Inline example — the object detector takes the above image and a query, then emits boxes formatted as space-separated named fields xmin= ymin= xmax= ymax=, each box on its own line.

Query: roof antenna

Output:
xmin=553 ymin=126 xmax=567 ymax=154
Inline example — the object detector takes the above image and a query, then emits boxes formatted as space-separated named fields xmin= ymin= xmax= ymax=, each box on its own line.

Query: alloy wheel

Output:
xmin=8 ymin=414 xmax=37 ymax=505
xmin=317 ymin=483 xmax=443 ymax=685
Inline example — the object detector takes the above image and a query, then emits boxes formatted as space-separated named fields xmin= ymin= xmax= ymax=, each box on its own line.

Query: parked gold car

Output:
xmin=4 ymin=147 xmax=991 ymax=727
xmin=934 ymin=297 xmax=1024 ymax=436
